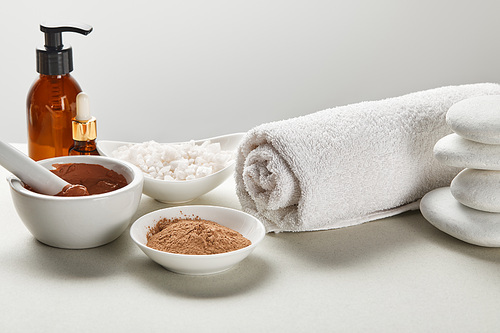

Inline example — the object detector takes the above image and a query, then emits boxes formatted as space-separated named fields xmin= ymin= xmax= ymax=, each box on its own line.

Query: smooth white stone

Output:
xmin=450 ymin=169 xmax=500 ymax=212
xmin=446 ymin=95 xmax=500 ymax=144
xmin=434 ymin=133 xmax=500 ymax=170
xmin=420 ymin=187 xmax=500 ymax=247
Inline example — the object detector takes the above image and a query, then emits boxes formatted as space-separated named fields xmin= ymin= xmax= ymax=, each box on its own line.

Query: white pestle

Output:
xmin=0 ymin=141 xmax=71 ymax=195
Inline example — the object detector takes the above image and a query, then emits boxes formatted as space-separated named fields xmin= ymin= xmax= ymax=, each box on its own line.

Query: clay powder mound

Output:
xmin=146 ymin=217 xmax=251 ymax=255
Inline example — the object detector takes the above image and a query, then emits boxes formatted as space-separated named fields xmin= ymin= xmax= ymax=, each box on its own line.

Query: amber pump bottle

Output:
xmin=69 ymin=92 xmax=99 ymax=156
xmin=27 ymin=23 xmax=92 ymax=161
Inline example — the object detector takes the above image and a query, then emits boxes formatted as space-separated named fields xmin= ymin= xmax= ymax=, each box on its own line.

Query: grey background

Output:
xmin=1 ymin=0 xmax=499 ymax=143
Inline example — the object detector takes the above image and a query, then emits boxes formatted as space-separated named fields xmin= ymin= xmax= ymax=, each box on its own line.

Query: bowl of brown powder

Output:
xmin=130 ymin=205 xmax=266 ymax=275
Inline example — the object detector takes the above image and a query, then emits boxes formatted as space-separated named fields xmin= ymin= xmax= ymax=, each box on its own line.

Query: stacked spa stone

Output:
xmin=420 ymin=95 xmax=500 ymax=247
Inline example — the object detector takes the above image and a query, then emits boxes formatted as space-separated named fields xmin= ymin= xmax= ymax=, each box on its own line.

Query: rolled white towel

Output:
xmin=235 ymin=83 xmax=500 ymax=232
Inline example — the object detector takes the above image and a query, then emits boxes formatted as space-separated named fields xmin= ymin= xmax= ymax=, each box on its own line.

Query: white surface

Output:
xmin=1 ymin=145 xmax=500 ymax=332
xmin=446 ymin=95 xmax=500 ymax=144
xmin=434 ymin=133 xmax=500 ymax=170
xmin=421 ymin=187 xmax=500 ymax=247
xmin=8 ymin=155 xmax=144 ymax=249
xmin=130 ymin=205 xmax=265 ymax=275
xmin=451 ymin=169 xmax=500 ymax=212
xmin=97 ymin=132 xmax=244 ymax=203
xmin=2 ymin=1 xmax=500 ymax=144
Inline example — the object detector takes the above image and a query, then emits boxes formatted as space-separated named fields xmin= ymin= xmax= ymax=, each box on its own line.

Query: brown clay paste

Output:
xmin=51 ymin=163 xmax=128 ymax=196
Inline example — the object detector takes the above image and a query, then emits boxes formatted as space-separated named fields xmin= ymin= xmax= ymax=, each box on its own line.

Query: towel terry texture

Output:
xmin=235 ymin=83 xmax=500 ymax=232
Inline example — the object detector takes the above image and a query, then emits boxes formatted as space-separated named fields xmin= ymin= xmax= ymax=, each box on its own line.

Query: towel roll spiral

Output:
xmin=235 ymin=83 xmax=500 ymax=232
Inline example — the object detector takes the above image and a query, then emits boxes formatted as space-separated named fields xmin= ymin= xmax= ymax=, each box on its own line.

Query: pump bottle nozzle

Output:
xmin=40 ymin=23 xmax=92 ymax=49
xmin=37 ymin=22 xmax=93 ymax=75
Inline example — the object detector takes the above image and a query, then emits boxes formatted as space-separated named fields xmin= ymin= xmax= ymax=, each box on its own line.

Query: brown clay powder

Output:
xmin=146 ymin=217 xmax=251 ymax=255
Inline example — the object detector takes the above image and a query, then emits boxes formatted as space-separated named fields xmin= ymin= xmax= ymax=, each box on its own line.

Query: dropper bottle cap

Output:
xmin=72 ymin=92 xmax=97 ymax=141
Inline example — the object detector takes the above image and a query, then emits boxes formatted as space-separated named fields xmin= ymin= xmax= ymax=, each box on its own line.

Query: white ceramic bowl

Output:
xmin=130 ymin=205 xmax=266 ymax=275
xmin=8 ymin=155 xmax=144 ymax=249
xmin=97 ymin=132 xmax=245 ymax=203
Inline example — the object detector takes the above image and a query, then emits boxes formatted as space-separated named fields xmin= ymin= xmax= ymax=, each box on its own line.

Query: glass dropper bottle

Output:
xmin=69 ymin=92 xmax=99 ymax=156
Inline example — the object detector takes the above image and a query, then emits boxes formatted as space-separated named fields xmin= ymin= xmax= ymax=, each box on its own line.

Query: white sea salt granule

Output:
xmin=111 ymin=140 xmax=234 ymax=181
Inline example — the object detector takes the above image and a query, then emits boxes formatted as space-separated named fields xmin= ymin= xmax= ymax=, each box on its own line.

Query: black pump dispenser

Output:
xmin=36 ymin=23 xmax=93 ymax=75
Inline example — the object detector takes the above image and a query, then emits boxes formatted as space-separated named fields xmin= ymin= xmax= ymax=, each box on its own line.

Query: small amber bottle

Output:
xmin=27 ymin=23 xmax=92 ymax=161
xmin=69 ymin=92 xmax=99 ymax=156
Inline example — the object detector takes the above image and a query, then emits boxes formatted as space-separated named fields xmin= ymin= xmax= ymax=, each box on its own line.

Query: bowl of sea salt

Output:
xmin=97 ymin=132 xmax=244 ymax=203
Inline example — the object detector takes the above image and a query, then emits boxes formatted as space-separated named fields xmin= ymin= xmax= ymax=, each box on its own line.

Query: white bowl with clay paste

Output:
xmin=130 ymin=205 xmax=266 ymax=275
xmin=8 ymin=155 xmax=144 ymax=249
xmin=97 ymin=132 xmax=245 ymax=204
